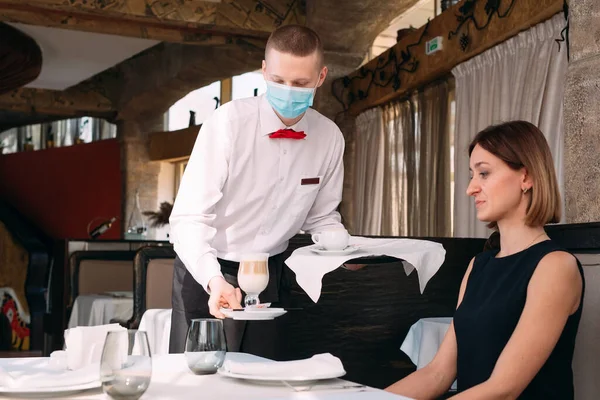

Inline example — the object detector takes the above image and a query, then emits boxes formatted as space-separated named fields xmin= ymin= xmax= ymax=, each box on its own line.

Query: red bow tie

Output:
xmin=269 ymin=128 xmax=306 ymax=140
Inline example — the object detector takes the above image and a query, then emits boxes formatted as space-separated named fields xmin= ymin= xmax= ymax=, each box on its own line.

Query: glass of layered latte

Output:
xmin=237 ymin=253 xmax=269 ymax=308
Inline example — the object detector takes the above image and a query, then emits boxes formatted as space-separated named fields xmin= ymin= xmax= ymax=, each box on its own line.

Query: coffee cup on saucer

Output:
xmin=311 ymin=229 xmax=350 ymax=251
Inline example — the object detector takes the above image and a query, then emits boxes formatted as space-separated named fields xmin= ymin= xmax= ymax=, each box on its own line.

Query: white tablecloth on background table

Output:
xmin=400 ymin=317 xmax=454 ymax=389
xmin=139 ymin=309 xmax=172 ymax=355
xmin=18 ymin=353 xmax=413 ymax=399
xmin=285 ymin=237 xmax=446 ymax=302
xmin=68 ymin=293 xmax=134 ymax=328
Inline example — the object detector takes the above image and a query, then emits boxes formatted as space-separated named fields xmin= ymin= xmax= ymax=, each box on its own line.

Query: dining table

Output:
xmin=0 ymin=353 xmax=414 ymax=400
xmin=68 ymin=292 xmax=134 ymax=328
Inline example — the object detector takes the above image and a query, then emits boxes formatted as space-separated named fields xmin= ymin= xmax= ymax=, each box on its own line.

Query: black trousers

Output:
xmin=169 ymin=254 xmax=287 ymax=359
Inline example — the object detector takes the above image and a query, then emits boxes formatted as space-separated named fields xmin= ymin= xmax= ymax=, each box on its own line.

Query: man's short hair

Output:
xmin=265 ymin=25 xmax=324 ymax=65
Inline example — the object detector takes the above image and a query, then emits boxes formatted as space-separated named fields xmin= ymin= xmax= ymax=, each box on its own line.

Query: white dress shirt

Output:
xmin=169 ymin=94 xmax=345 ymax=290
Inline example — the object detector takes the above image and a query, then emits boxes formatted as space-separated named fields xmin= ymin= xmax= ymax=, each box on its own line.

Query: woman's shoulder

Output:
xmin=536 ymin=246 xmax=581 ymax=278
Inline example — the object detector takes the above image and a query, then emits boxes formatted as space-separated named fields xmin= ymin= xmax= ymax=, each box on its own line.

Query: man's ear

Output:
xmin=317 ymin=66 xmax=328 ymax=87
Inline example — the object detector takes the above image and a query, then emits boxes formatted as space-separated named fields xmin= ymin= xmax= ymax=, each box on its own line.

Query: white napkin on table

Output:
xmin=285 ymin=237 xmax=446 ymax=302
xmin=62 ymin=323 xmax=126 ymax=370
xmin=221 ymin=353 xmax=345 ymax=379
xmin=0 ymin=358 xmax=99 ymax=389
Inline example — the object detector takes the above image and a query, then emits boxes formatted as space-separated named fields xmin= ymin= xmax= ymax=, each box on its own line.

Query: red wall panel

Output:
xmin=0 ymin=139 xmax=122 ymax=239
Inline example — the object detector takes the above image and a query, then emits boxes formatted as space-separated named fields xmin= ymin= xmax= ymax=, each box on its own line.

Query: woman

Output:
xmin=387 ymin=121 xmax=584 ymax=399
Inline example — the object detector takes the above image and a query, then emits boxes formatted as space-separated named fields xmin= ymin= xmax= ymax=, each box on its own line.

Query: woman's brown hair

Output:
xmin=469 ymin=121 xmax=561 ymax=229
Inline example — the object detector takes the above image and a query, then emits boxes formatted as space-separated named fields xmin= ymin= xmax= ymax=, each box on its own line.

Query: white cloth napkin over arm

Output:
xmin=63 ymin=323 xmax=126 ymax=370
xmin=285 ymin=237 xmax=446 ymax=302
xmin=221 ymin=353 xmax=345 ymax=379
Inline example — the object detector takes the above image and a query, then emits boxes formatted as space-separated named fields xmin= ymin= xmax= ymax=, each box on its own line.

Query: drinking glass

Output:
xmin=237 ymin=253 xmax=269 ymax=307
xmin=100 ymin=330 xmax=152 ymax=400
xmin=184 ymin=318 xmax=226 ymax=375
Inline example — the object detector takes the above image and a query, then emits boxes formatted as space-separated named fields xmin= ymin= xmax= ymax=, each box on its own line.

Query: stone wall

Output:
xmin=118 ymin=117 xmax=163 ymax=237
xmin=564 ymin=0 xmax=600 ymax=222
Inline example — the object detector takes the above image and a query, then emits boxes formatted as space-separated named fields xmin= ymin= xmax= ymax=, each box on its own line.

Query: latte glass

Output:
xmin=238 ymin=253 xmax=269 ymax=307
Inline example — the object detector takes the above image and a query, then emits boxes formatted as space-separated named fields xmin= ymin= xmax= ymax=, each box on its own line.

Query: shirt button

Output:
xmin=283 ymin=150 xmax=288 ymax=155
xmin=279 ymin=177 xmax=284 ymax=182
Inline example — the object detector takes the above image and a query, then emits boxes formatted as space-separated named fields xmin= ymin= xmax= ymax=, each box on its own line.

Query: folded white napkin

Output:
xmin=0 ymin=358 xmax=99 ymax=389
xmin=221 ymin=353 xmax=345 ymax=379
xmin=285 ymin=237 xmax=446 ymax=302
xmin=63 ymin=323 xmax=126 ymax=370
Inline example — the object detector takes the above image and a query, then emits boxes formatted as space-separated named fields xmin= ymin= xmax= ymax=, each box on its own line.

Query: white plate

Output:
xmin=217 ymin=368 xmax=345 ymax=382
xmin=0 ymin=380 xmax=101 ymax=398
xmin=308 ymin=244 xmax=360 ymax=256
xmin=220 ymin=308 xmax=287 ymax=320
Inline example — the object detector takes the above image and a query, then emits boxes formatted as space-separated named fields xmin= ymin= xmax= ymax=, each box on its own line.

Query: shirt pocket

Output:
xmin=290 ymin=175 xmax=323 ymax=219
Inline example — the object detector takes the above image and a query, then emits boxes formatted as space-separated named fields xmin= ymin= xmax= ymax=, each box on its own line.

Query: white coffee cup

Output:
xmin=311 ymin=229 xmax=350 ymax=251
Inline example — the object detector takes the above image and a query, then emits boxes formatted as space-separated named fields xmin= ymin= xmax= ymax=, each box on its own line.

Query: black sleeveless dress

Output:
xmin=453 ymin=240 xmax=585 ymax=399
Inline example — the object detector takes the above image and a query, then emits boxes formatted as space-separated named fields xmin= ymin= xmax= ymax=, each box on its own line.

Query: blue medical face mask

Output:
xmin=265 ymin=79 xmax=319 ymax=119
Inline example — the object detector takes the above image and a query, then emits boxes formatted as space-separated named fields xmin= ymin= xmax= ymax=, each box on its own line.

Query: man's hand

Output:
xmin=207 ymin=276 xmax=243 ymax=318
xmin=342 ymin=263 xmax=368 ymax=271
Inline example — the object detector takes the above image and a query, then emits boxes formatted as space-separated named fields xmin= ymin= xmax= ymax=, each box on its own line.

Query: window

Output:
xmin=232 ymin=71 xmax=266 ymax=100
xmin=0 ymin=118 xmax=116 ymax=154
xmin=167 ymin=81 xmax=221 ymax=131
xmin=174 ymin=160 xmax=188 ymax=195
xmin=366 ymin=0 xmax=435 ymax=62
xmin=0 ymin=128 xmax=17 ymax=154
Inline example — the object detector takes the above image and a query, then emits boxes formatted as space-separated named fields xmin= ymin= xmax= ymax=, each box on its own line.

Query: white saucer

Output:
xmin=0 ymin=380 xmax=100 ymax=398
xmin=217 ymin=368 xmax=345 ymax=382
xmin=221 ymin=307 xmax=287 ymax=321
xmin=308 ymin=244 xmax=359 ymax=256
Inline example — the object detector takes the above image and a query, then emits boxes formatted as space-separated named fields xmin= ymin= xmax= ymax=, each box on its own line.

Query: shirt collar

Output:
xmin=259 ymin=94 xmax=309 ymax=139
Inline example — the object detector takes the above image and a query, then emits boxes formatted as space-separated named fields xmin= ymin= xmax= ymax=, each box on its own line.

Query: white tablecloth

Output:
xmin=68 ymin=294 xmax=134 ymax=328
xmin=44 ymin=353 xmax=412 ymax=399
xmin=139 ymin=309 xmax=172 ymax=355
xmin=400 ymin=317 xmax=454 ymax=389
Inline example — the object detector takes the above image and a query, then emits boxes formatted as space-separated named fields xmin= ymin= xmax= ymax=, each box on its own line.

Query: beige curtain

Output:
xmin=350 ymin=80 xmax=452 ymax=237
xmin=353 ymin=108 xmax=385 ymax=235
xmin=452 ymin=13 xmax=568 ymax=238
xmin=381 ymin=100 xmax=412 ymax=236
xmin=413 ymin=82 xmax=452 ymax=237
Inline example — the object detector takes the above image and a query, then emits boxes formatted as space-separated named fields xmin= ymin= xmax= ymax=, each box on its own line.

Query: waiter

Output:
xmin=168 ymin=24 xmax=345 ymax=358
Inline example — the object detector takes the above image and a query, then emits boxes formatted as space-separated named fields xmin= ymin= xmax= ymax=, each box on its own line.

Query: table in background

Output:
xmin=68 ymin=293 xmax=134 ymax=328
xmin=400 ymin=317 xmax=454 ymax=390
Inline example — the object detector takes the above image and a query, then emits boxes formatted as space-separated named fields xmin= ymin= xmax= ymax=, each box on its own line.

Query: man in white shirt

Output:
xmin=168 ymin=25 xmax=345 ymax=357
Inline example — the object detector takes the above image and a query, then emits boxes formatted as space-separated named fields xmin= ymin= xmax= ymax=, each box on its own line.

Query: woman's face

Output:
xmin=466 ymin=144 xmax=530 ymax=224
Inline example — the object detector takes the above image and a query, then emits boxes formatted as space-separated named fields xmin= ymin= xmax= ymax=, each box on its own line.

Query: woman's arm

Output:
xmin=385 ymin=257 xmax=476 ymax=399
xmin=448 ymin=251 xmax=582 ymax=400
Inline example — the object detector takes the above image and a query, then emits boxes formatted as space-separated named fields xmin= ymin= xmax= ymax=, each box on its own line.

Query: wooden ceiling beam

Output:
xmin=0 ymin=87 xmax=116 ymax=119
xmin=0 ymin=0 xmax=305 ymax=44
